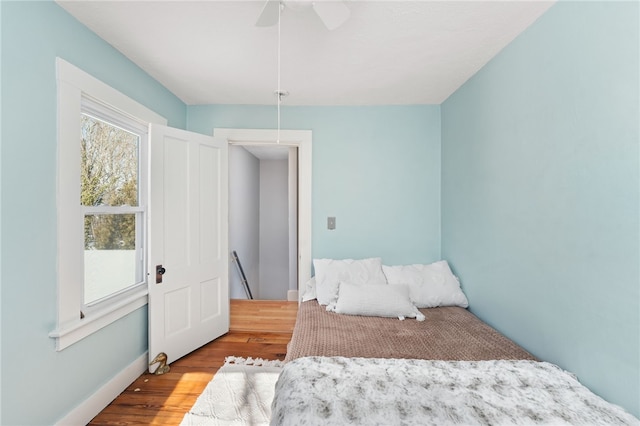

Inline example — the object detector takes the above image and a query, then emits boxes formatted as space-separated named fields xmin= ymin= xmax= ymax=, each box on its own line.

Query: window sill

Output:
xmin=49 ymin=288 xmax=148 ymax=351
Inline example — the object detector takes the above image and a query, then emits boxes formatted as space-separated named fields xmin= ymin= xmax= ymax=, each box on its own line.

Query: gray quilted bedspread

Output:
xmin=271 ymin=356 xmax=638 ymax=426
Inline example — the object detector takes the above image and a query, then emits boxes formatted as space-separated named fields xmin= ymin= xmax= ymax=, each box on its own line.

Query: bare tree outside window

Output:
xmin=81 ymin=114 xmax=138 ymax=249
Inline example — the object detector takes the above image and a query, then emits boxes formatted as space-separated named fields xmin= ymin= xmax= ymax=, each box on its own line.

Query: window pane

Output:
xmin=81 ymin=114 xmax=139 ymax=207
xmin=84 ymin=214 xmax=139 ymax=304
xmin=84 ymin=213 xmax=136 ymax=250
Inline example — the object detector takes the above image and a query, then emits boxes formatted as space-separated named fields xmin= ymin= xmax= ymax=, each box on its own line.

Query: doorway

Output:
xmin=229 ymin=144 xmax=296 ymax=300
xmin=213 ymin=128 xmax=312 ymax=301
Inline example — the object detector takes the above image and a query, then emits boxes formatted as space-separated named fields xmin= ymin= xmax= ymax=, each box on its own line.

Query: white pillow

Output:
xmin=334 ymin=282 xmax=425 ymax=321
xmin=301 ymin=277 xmax=317 ymax=302
xmin=313 ymin=258 xmax=388 ymax=307
xmin=382 ymin=260 xmax=469 ymax=308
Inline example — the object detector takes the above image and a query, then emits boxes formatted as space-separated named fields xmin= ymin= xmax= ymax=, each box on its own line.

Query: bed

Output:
xmin=270 ymin=258 xmax=638 ymax=425
xmin=285 ymin=301 xmax=535 ymax=362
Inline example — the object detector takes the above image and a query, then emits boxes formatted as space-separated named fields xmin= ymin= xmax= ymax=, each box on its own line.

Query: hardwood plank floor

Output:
xmin=88 ymin=299 xmax=298 ymax=425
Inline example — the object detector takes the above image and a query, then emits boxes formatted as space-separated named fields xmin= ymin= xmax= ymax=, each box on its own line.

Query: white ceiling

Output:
xmin=56 ymin=0 xmax=555 ymax=107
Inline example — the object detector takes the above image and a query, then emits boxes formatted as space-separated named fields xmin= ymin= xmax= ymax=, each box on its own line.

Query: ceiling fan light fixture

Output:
xmin=255 ymin=0 xmax=281 ymax=27
xmin=283 ymin=0 xmax=313 ymax=12
xmin=312 ymin=1 xmax=350 ymax=30
xmin=255 ymin=0 xmax=350 ymax=30
xmin=256 ymin=0 xmax=349 ymax=142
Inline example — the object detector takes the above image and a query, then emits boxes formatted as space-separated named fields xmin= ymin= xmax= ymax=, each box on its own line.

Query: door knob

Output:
xmin=156 ymin=265 xmax=166 ymax=284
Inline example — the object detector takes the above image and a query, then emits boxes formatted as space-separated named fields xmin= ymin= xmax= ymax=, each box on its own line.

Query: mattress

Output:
xmin=285 ymin=300 xmax=535 ymax=362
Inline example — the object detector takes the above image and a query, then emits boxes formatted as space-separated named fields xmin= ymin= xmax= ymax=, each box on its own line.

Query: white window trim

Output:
xmin=50 ymin=58 xmax=167 ymax=351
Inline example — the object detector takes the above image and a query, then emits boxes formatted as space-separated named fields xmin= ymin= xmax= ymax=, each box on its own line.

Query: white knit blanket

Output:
xmin=271 ymin=356 xmax=639 ymax=426
xmin=181 ymin=357 xmax=283 ymax=426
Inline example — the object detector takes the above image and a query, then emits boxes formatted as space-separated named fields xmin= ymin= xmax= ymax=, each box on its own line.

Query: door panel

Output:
xmin=200 ymin=278 xmax=221 ymax=320
xmin=149 ymin=124 xmax=229 ymax=366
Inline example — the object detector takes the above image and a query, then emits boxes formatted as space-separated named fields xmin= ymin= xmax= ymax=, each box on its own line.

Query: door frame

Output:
xmin=213 ymin=128 xmax=312 ymax=295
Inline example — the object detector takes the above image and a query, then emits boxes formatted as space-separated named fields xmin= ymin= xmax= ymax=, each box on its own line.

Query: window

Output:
xmin=80 ymin=99 xmax=147 ymax=313
xmin=50 ymin=58 xmax=166 ymax=350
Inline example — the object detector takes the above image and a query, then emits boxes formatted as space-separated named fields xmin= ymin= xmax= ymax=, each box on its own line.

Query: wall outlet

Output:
xmin=328 ymin=216 xmax=336 ymax=230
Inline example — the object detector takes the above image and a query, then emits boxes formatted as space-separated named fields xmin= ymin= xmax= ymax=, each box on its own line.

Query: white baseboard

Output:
xmin=287 ymin=290 xmax=298 ymax=302
xmin=56 ymin=352 xmax=148 ymax=426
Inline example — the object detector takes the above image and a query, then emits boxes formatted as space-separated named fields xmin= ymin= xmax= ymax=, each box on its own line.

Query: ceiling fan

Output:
xmin=256 ymin=0 xmax=351 ymax=31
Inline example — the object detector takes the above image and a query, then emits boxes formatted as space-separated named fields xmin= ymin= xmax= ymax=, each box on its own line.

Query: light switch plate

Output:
xmin=327 ymin=216 xmax=336 ymax=230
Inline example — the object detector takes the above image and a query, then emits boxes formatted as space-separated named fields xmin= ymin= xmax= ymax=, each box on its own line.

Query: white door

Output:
xmin=148 ymin=124 xmax=229 ymax=366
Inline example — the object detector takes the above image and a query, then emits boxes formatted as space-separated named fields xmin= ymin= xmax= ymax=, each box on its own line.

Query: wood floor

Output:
xmin=88 ymin=299 xmax=298 ymax=425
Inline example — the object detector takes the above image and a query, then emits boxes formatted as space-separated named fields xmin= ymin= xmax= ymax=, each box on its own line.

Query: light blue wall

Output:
xmin=188 ymin=104 xmax=442 ymax=266
xmin=0 ymin=2 xmax=186 ymax=424
xmin=441 ymin=1 xmax=639 ymax=417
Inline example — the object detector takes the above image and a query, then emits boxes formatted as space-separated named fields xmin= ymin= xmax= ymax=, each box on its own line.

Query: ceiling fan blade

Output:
xmin=312 ymin=1 xmax=350 ymax=30
xmin=256 ymin=0 xmax=280 ymax=27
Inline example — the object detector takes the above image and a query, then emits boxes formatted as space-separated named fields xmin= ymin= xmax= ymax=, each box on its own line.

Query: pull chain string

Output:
xmin=277 ymin=1 xmax=282 ymax=144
